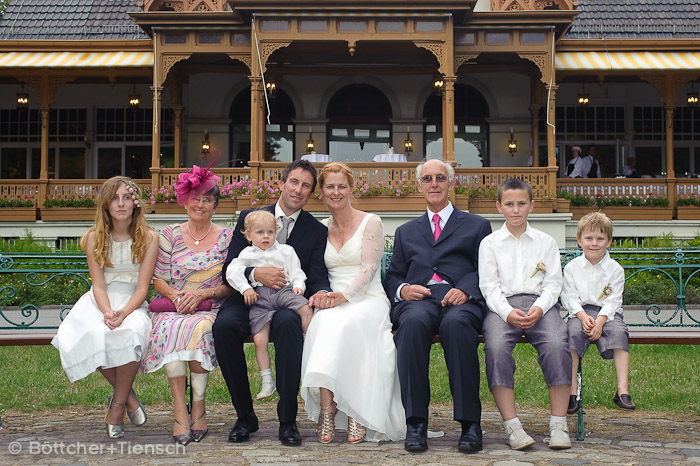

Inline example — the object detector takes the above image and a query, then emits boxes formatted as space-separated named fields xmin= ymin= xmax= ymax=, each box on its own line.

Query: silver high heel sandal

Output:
xmin=190 ymin=411 xmax=208 ymax=442
xmin=105 ymin=398 xmax=126 ymax=439
xmin=109 ymin=390 xmax=147 ymax=426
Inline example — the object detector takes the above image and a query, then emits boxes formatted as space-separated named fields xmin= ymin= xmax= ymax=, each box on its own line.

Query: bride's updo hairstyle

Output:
xmin=318 ymin=162 xmax=355 ymax=192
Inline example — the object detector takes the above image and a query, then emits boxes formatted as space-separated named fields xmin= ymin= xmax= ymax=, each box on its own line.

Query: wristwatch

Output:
xmin=211 ymin=288 xmax=216 ymax=298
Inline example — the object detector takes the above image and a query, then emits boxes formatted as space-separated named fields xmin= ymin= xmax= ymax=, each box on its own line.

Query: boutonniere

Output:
xmin=598 ymin=284 xmax=612 ymax=301
xmin=530 ymin=261 xmax=547 ymax=278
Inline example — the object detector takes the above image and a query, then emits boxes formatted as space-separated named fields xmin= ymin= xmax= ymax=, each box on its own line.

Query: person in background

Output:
xmin=566 ymin=146 xmax=585 ymax=178
xmin=585 ymin=146 xmax=602 ymax=178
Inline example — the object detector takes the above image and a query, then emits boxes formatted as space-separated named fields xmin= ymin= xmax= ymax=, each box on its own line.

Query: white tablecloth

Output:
xmin=373 ymin=153 xmax=407 ymax=162
xmin=301 ymin=154 xmax=331 ymax=162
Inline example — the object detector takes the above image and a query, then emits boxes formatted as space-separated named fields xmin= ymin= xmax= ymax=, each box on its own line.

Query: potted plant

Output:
xmin=0 ymin=198 xmax=36 ymax=222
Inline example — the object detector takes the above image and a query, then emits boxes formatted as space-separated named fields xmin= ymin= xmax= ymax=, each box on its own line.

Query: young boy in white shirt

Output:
xmin=478 ymin=179 xmax=572 ymax=450
xmin=562 ymin=212 xmax=634 ymax=414
xmin=227 ymin=210 xmax=313 ymax=400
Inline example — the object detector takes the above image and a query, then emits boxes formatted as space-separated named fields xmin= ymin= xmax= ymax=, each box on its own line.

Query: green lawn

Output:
xmin=1 ymin=343 xmax=698 ymax=413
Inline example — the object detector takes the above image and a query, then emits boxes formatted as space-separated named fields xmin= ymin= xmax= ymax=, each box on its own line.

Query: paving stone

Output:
xmin=550 ymin=461 xmax=591 ymax=465
xmin=618 ymin=440 xmax=663 ymax=448
xmin=681 ymin=449 xmax=700 ymax=456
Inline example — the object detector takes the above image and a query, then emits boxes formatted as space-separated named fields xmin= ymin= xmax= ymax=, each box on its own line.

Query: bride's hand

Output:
xmin=326 ymin=291 xmax=347 ymax=307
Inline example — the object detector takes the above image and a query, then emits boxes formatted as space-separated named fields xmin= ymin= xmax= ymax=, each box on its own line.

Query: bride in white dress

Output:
xmin=52 ymin=177 xmax=158 ymax=439
xmin=302 ymin=163 xmax=406 ymax=443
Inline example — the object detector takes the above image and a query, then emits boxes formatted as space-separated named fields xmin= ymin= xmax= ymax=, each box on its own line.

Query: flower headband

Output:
xmin=175 ymin=154 xmax=221 ymax=206
xmin=123 ymin=179 xmax=141 ymax=208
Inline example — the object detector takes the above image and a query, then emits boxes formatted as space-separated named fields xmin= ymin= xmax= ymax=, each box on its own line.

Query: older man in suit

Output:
xmin=384 ymin=159 xmax=492 ymax=453
xmin=214 ymin=160 xmax=331 ymax=446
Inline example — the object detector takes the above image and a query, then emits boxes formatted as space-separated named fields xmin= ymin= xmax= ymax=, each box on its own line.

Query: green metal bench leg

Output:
xmin=576 ymin=359 xmax=585 ymax=441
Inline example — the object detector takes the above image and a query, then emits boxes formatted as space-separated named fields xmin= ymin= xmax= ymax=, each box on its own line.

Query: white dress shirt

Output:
xmin=567 ymin=156 xmax=585 ymax=178
xmin=229 ymin=242 xmax=307 ymax=294
xmin=478 ymin=222 xmax=563 ymax=322
xmin=561 ymin=252 xmax=624 ymax=321
xmin=395 ymin=202 xmax=454 ymax=301
xmin=274 ymin=202 xmax=301 ymax=239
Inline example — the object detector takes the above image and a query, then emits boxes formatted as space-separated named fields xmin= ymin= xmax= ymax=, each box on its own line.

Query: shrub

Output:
xmin=43 ymin=196 xmax=96 ymax=208
xmin=0 ymin=198 xmax=34 ymax=208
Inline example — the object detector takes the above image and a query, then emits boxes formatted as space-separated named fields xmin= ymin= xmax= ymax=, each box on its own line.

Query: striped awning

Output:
xmin=0 ymin=51 xmax=154 ymax=68
xmin=556 ymin=51 xmax=700 ymax=71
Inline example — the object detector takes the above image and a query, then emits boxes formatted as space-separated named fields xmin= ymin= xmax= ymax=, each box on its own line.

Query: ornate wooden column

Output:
xmin=150 ymin=85 xmax=163 ymax=189
xmin=530 ymin=104 xmax=540 ymax=167
xmin=173 ymin=105 xmax=184 ymax=169
xmin=249 ymin=75 xmax=264 ymax=181
xmin=665 ymin=105 xmax=676 ymax=205
xmin=546 ymin=84 xmax=558 ymax=196
xmin=443 ymin=76 xmax=456 ymax=162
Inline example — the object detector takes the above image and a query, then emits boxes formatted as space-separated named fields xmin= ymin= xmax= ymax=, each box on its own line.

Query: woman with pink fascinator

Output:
xmin=140 ymin=159 xmax=234 ymax=445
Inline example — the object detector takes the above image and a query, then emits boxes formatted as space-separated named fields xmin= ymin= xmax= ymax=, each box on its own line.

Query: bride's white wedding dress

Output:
xmin=301 ymin=213 xmax=406 ymax=442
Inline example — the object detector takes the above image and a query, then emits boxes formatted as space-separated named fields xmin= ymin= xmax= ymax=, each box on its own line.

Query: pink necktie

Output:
xmin=432 ymin=214 xmax=442 ymax=282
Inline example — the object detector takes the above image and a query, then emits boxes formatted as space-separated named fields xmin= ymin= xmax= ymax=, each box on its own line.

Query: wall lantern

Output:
xmin=305 ymin=130 xmax=315 ymax=153
xmin=687 ymin=83 xmax=699 ymax=107
xmin=201 ymin=129 xmax=211 ymax=154
xmin=433 ymin=76 xmax=444 ymax=95
xmin=404 ymin=130 xmax=413 ymax=156
xmin=265 ymin=79 xmax=278 ymax=99
xmin=508 ymin=128 xmax=517 ymax=156
xmin=128 ymin=84 xmax=140 ymax=110
xmin=16 ymin=84 xmax=28 ymax=111
xmin=577 ymin=83 xmax=590 ymax=108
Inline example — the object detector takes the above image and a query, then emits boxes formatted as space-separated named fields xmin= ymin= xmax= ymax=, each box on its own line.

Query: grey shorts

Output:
xmin=249 ymin=285 xmax=308 ymax=336
xmin=482 ymin=294 xmax=571 ymax=389
xmin=567 ymin=304 xmax=629 ymax=360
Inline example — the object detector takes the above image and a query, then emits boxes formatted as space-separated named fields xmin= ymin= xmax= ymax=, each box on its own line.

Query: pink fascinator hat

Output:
xmin=175 ymin=151 xmax=221 ymax=206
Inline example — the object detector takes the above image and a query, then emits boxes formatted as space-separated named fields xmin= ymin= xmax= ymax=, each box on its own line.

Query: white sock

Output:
xmin=260 ymin=368 xmax=273 ymax=384
xmin=550 ymin=415 xmax=567 ymax=429
xmin=190 ymin=371 xmax=209 ymax=402
xmin=504 ymin=417 xmax=522 ymax=432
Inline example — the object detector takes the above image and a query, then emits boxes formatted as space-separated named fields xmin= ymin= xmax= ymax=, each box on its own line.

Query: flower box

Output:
xmin=602 ymin=206 xmax=673 ymax=221
xmin=467 ymin=199 xmax=497 ymax=214
xmin=215 ymin=198 xmax=238 ymax=215
xmin=154 ymin=203 xmax=185 ymax=215
xmin=0 ymin=207 xmax=37 ymax=222
xmin=571 ymin=205 xmax=598 ymax=220
xmin=454 ymin=194 xmax=469 ymax=211
xmin=40 ymin=207 xmax=97 ymax=221
xmin=675 ymin=205 xmax=700 ymax=220
xmin=553 ymin=198 xmax=571 ymax=213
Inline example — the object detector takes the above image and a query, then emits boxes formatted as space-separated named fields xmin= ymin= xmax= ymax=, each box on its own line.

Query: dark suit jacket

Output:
xmin=384 ymin=208 xmax=492 ymax=309
xmin=222 ymin=205 xmax=330 ymax=303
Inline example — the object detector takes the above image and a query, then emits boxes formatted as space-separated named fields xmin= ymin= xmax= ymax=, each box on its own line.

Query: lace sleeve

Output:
xmin=342 ymin=214 xmax=384 ymax=303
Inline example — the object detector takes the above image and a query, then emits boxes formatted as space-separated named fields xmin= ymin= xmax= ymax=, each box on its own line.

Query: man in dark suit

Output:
xmin=214 ymin=160 xmax=331 ymax=446
xmin=384 ymin=159 xmax=492 ymax=453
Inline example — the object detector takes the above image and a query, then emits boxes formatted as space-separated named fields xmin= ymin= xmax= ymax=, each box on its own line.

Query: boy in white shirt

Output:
xmin=562 ymin=212 xmax=634 ymax=414
xmin=227 ymin=210 xmax=313 ymax=400
xmin=478 ymin=179 xmax=572 ymax=451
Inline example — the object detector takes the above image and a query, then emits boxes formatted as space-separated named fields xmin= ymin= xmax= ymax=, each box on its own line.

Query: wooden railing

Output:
xmin=558 ymin=177 xmax=700 ymax=204
xmin=0 ymin=180 xmax=41 ymax=206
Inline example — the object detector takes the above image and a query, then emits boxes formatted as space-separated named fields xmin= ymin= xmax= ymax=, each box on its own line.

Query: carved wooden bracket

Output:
xmin=161 ymin=53 xmax=192 ymax=86
xmin=414 ymin=41 xmax=446 ymax=74
xmin=518 ymin=53 xmax=550 ymax=85
xmin=641 ymin=75 xmax=666 ymax=105
xmin=259 ymin=42 xmax=291 ymax=74
xmin=454 ymin=54 xmax=479 ymax=71
xmin=16 ymin=77 xmax=42 ymax=97
xmin=48 ymin=76 xmax=76 ymax=106
xmin=227 ymin=53 xmax=252 ymax=72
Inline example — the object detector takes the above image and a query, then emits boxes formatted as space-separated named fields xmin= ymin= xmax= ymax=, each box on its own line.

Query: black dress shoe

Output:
xmin=279 ymin=421 xmax=302 ymax=446
xmin=613 ymin=392 xmax=636 ymax=410
xmin=457 ymin=421 xmax=483 ymax=452
xmin=567 ymin=395 xmax=580 ymax=415
xmin=228 ymin=413 xmax=259 ymax=442
xmin=404 ymin=421 xmax=428 ymax=452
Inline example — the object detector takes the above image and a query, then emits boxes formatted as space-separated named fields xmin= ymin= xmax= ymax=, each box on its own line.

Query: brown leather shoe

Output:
xmin=613 ymin=392 xmax=635 ymax=410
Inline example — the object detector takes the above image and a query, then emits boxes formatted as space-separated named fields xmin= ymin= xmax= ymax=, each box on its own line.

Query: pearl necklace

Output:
xmin=187 ymin=220 xmax=212 ymax=246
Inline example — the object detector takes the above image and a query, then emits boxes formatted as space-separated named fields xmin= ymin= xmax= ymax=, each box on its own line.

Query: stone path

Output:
xmin=1 ymin=402 xmax=699 ymax=465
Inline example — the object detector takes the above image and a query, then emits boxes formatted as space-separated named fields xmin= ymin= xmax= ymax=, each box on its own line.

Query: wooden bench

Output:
xmin=2 ymin=249 xmax=699 ymax=442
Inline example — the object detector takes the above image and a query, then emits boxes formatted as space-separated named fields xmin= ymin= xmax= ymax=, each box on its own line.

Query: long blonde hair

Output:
xmin=80 ymin=176 xmax=152 ymax=267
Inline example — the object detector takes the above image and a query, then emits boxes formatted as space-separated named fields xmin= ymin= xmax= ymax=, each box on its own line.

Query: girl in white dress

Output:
xmin=52 ymin=176 xmax=158 ymax=439
xmin=302 ymin=162 xmax=406 ymax=444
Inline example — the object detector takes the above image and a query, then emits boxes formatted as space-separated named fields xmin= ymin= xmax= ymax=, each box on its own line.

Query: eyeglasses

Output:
xmin=420 ymin=174 xmax=449 ymax=184
xmin=193 ymin=197 xmax=214 ymax=204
